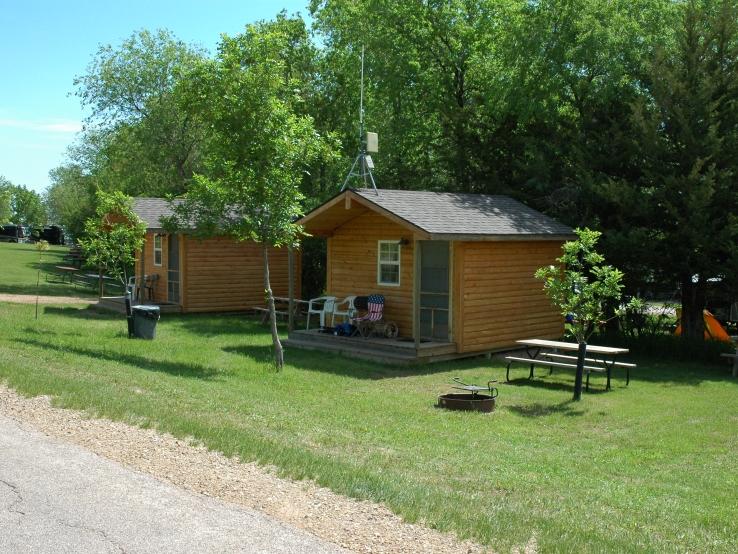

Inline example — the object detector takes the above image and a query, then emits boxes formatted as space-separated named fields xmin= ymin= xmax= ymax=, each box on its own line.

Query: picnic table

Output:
xmin=505 ymin=338 xmax=635 ymax=391
xmin=720 ymin=349 xmax=738 ymax=378
xmin=49 ymin=265 xmax=79 ymax=283
xmin=73 ymin=273 xmax=123 ymax=294
xmin=61 ymin=246 xmax=85 ymax=266
xmin=252 ymin=297 xmax=308 ymax=324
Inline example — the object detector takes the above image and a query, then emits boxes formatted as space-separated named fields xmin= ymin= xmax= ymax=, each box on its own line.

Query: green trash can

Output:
xmin=132 ymin=305 xmax=160 ymax=339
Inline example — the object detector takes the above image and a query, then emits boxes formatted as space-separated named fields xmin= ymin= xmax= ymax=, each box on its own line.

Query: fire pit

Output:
xmin=437 ymin=378 xmax=498 ymax=413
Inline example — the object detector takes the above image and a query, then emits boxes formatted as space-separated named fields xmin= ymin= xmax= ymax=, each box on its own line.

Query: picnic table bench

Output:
xmin=72 ymin=273 xmax=124 ymax=294
xmin=505 ymin=339 xmax=635 ymax=391
xmin=47 ymin=265 xmax=79 ymax=283
xmin=252 ymin=297 xmax=308 ymax=324
xmin=720 ymin=350 xmax=738 ymax=378
xmin=62 ymin=253 xmax=84 ymax=268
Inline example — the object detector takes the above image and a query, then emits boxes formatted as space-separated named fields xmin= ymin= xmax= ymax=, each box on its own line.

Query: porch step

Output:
xmin=284 ymin=337 xmax=418 ymax=364
xmin=285 ymin=330 xmax=459 ymax=365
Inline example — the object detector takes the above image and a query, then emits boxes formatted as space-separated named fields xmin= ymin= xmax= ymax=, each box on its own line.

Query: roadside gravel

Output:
xmin=0 ymin=385 xmax=502 ymax=554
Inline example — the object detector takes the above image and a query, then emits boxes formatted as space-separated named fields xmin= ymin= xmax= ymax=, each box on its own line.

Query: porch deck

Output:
xmin=285 ymin=329 xmax=460 ymax=364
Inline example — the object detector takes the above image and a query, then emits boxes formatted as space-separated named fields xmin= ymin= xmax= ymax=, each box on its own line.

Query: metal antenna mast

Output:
xmin=341 ymin=45 xmax=378 ymax=194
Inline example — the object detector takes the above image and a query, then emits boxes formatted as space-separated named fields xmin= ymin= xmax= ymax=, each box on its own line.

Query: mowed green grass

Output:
xmin=0 ymin=242 xmax=96 ymax=297
xmin=1 ymin=303 xmax=736 ymax=552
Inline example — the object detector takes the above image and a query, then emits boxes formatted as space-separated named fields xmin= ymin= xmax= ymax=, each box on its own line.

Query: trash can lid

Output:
xmin=132 ymin=305 xmax=161 ymax=313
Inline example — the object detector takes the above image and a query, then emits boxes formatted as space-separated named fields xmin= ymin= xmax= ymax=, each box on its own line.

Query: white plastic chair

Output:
xmin=306 ymin=296 xmax=337 ymax=330
xmin=332 ymin=296 xmax=357 ymax=326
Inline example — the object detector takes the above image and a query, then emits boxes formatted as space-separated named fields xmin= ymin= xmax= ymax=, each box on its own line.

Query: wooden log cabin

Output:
xmin=287 ymin=188 xmax=574 ymax=363
xmin=130 ymin=198 xmax=300 ymax=313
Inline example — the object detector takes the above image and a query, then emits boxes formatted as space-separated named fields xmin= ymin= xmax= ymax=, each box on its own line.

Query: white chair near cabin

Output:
xmin=306 ymin=296 xmax=338 ymax=330
xmin=331 ymin=296 xmax=358 ymax=326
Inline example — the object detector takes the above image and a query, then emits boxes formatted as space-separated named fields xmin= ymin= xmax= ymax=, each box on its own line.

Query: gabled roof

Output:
xmin=299 ymin=188 xmax=574 ymax=241
xmin=131 ymin=198 xmax=183 ymax=230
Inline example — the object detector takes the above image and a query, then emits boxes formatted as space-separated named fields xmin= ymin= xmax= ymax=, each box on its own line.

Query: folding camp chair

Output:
xmin=350 ymin=294 xmax=385 ymax=338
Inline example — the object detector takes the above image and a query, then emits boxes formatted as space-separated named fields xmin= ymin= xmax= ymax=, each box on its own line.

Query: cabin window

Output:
xmin=377 ymin=240 xmax=401 ymax=286
xmin=153 ymin=234 xmax=163 ymax=266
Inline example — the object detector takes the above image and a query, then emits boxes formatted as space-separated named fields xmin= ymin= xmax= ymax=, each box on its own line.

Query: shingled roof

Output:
xmin=135 ymin=190 xmax=574 ymax=239
xmin=299 ymin=188 xmax=573 ymax=240
xmin=131 ymin=198 xmax=183 ymax=230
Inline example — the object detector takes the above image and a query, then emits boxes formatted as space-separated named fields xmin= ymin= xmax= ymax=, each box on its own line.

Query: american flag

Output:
xmin=355 ymin=294 xmax=384 ymax=322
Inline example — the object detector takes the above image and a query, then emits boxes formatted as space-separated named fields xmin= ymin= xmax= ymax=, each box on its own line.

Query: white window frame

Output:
xmin=377 ymin=240 xmax=401 ymax=287
xmin=153 ymin=234 xmax=163 ymax=267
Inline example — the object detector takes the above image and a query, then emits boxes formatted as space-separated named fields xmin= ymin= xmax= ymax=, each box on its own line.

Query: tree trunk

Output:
xmin=288 ymin=246 xmax=295 ymax=332
xmin=35 ymin=267 xmax=41 ymax=320
xmin=263 ymin=244 xmax=284 ymax=370
xmin=680 ymin=276 xmax=706 ymax=340
xmin=573 ymin=341 xmax=587 ymax=401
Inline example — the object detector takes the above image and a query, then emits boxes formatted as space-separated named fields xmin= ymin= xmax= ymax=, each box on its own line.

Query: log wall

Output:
xmin=183 ymin=237 xmax=300 ymax=313
xmin=455 ymin=240 xmax=564 ymax=353
xmin=135 ymin=233 xmax=300 ymax=313
xmin=326 ymin=211 xmax=414 ymax=335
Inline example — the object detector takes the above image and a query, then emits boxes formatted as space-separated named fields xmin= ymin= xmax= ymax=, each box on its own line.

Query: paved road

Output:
xmin=0 ymin=414 xmax=345 ymax=553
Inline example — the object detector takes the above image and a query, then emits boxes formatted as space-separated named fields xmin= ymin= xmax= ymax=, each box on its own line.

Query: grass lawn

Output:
xmin=1 ymin=302 xmax=736 ymax=552
xmin=0 ymin=242 xmax=97 ymax=298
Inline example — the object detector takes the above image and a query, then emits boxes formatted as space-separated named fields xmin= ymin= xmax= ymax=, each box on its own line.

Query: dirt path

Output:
xmin=0 ymin=294 xmax=96 ymax=305
xmin=0 ymin=385 xmax=501 ymax=554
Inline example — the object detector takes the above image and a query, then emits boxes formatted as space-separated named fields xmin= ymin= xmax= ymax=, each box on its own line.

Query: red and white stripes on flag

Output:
xmin=354 ymin=294 xmax=384 ymax=322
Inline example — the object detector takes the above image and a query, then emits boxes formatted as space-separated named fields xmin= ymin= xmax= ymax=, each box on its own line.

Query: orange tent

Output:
xmin=675 ymin=309 xmax=732 ymax=342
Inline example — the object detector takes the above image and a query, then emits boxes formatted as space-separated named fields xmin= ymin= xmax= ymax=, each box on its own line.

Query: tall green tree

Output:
xmin=606 ymin=0 xmax=738 ymax=340
xmin=45 ymin=164 xmax=96 ymax=238
xmin=310 ymin=0 xmax=674 ymax=202
xmin=311 ymin=0 xmax=499 ymax=192
xmin=73 ymin=29 xmax=207 ymax=196
xmin=0 ymin=177 xmax=12 ymax=224
xmin=9 ymin=185 xmax=45 ymax=226
xmin=169 ymin=20 xmax=334 ymax=369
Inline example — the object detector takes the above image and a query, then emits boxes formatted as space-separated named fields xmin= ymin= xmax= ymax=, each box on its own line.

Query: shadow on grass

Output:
xmin=219 ymin=340 xmax=468 ymax=380
xmin=0 ymin=283 xmax=96 ymax=297
xmin=504 ymin=376 xmax=611 ymax=394
xmin=16 ymin=337 xmax=222 ymax=381
xmin=507 ymin=400 xmax=585 ymax=418
xmin=175 ymin=313 xmax=273 ymax=336
xmin=625 ymin=360 xmax=737 ymax=386
xmin=43 ymin=306 xmax=121 ymax=320
xmin=292 ymin=346 xmax=476 ymax=380
xmin=505 ymin=356 xmax=737 ymax=388
xmin=222 ymin=344 xmax=276 ymax=365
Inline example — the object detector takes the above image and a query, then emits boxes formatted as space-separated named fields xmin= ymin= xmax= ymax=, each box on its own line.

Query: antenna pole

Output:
xmin=341 ymin=45 xmax=378 ymax=194
xmin=359 ymin=45 xmax=364 ymax=145
xmin=360 ymin=46 xmax=367 ymax=187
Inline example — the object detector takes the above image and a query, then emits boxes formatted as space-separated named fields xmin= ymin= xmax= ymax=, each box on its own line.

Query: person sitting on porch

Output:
xmin=350 ymin=294 xmax=385 ymax=338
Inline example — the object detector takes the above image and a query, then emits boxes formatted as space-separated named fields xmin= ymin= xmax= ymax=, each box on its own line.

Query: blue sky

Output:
xmin=0 ymin=0 xmax=310 ymax=193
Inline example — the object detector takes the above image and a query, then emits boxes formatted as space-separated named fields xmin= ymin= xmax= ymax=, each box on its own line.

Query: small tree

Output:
xmin=535 ymin=228 xmax=628 ymax=400
xmin=79 ymin=190 xmax=146 ymax=294
xmin=0 ymin=181 xmax=11 ymax=224
xmin=35 ymin=240 xmax=49 ymax=319
xmin=167 ymin=21 xmax=335 ymax=370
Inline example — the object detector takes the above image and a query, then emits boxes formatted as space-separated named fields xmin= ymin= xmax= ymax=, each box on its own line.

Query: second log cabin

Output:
xmin=131 ymin=198 xmax=300 ymax=313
